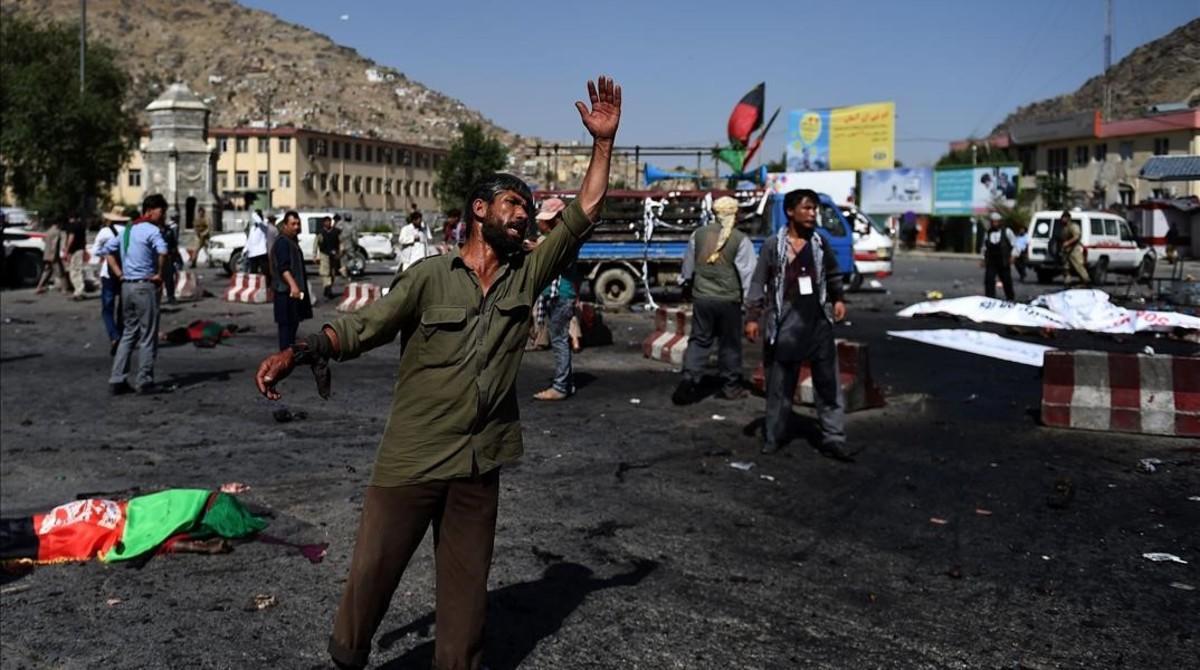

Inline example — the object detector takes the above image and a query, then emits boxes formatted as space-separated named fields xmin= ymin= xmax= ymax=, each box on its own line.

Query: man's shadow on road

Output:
xmin=376 ymin=558 xmax=658 ymax=669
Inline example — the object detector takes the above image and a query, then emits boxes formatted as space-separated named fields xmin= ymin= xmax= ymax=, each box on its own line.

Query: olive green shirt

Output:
xmin=326 ymin=200 xmax=593 ymax=486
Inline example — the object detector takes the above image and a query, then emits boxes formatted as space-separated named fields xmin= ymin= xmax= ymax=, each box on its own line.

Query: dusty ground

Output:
xmin=1 ymin=256 xmax=1197 ymax=669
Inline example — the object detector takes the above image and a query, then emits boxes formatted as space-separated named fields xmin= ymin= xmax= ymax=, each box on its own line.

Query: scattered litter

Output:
xmin=1041 ymin=555 xmax=1051 ymax=561
xmin=105 ymin=598 xmax=122 ymax=607
xmin=1142 ymin=346 xmax=1156 ymax=355
xmin=3 ymin=317 xmax=36 ymax=325
xmin=219 ymin=482 xmax=251 ymax=494
xmin=1047 ymin=477 xmax=1074 ymax=509
xmin=1189 ymin=496 xmax=1200 ymax=502
xmin=975 ymin=508 xmax=992 ymax=516
xmin=615 ymin=461 xmax=650 ymax=481
xmin=247 ymin=594 xmax=277 ymax=611
xmin=759 ymin=474 xmax=775 ymax=482
xmin=729 ymin=461 xmax=755 ymax=472
xmin=989 ymin=462 xmax=999 ymax=468
xmin=868 ymin=279 xmax=883 ymax=289
xmin=929 ymin=517 xmax=949 ymax=525
xmin=83 ymin=342 xmax=91 ymax=349
xmin=1143 ymin=553 xmax=1187 ymax=564
xmin=924 ymin=290 xmax=944 ymax=300
xmin=629 ymin=398 xmax=641 ymax=405
xmin=945 ymin=566 xmax=962 ymax=579
xmin=711 ymin=414 xmax=726 ymax=421
xmin=1169 ymin=582 xmax=1195 ymax=591
xmin=964 ymin=393 xmax=978 ymax=402
xmin=272 ymin=408 xmax=308 ymax=423
xmin=1138 ymin=458 xmax=1164 ymax=474
xmin=952 ymin=280 xmax=963 ymax=289
xmin=841 ymin=320 xmax=852 ymax=326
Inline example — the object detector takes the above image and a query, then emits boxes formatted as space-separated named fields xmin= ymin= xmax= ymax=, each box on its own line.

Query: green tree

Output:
xmin=435 ymin=123 xmax=509 ymax=211
xmin=0 ymin=17 xmax=138 ymax=219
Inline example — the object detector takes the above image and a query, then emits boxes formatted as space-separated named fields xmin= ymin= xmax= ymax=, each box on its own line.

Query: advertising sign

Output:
xmin=860 ymin=167 xmax=934 ymax=214
xmin=933 ymin=165 xmax=1020 ymax=215
xmin=786 ymin=102 xmax=894 ymax=172
xmin=766 ymin=171 xmax=857 ymax=205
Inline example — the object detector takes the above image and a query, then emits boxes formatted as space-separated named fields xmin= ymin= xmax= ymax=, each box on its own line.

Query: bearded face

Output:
xmin=475 ymin=190 xmax=530 ymax=256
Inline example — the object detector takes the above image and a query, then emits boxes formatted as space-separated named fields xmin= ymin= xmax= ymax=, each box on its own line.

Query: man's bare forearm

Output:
xmin=576 ymin=139 xmax=613 ymax=222
xmin=156 ymin=253 xmax=166 ymax=277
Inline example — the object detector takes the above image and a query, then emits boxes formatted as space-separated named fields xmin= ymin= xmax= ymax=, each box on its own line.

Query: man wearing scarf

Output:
xmin=673 ymin=196 xmax=757 ymax=404
xmin=744 ymin=189 xmax=852 ymax=461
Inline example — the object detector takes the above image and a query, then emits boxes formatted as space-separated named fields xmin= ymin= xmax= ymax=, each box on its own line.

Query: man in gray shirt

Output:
xmin=673 ymin=195 xmax=757 ymax=404
xmin=99 ymin=193 xmax=169 ymax=395
xmin=745 ymin=189 xmax=851 ymax=461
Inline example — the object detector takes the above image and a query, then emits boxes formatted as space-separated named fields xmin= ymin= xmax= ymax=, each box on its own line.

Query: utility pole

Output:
xmin=79 ymin=0 xmax=86 ymax=95
xmin=1104 ymin=0 xmax=1113 ymax=121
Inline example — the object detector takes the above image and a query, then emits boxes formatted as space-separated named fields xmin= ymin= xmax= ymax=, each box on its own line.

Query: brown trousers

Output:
xmin=328 ymin=469 xmax=500 ymax=669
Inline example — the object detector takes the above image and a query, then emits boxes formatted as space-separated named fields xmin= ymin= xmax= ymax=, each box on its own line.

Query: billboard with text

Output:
xmin=933 ymin=165 xmax=1020 ymax=215
xmin=786 ymin=102 xmax=894 ymax=172
xmin=860 ymin=167 xmax=934 ymax=214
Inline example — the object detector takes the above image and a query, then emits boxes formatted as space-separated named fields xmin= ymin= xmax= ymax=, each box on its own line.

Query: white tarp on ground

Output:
xmin=888 ymin=329 xmax=1055 ymax=367
xmin=897 ymin=289 xmax=1200 ymax=334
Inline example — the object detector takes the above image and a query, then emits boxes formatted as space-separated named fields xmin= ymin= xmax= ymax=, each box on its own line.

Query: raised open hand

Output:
xmin=575 ymin=75 xmax=621 ymax=141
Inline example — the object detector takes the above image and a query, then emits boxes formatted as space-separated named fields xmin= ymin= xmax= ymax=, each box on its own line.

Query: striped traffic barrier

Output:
xmin=1042 ymin=350 xmax=1198 ymax=437
xmin=336 ymin=282 xmax=383 ymax=313
xmin=750 ymin=340 xmax=885 ymax=413
xmin=641 ymin=306 xmax=692 ymax=366
xmin=173 ymin=270 xmax=202 ymax=301
xmin=223 ymin=272 xmax=272 ymax=304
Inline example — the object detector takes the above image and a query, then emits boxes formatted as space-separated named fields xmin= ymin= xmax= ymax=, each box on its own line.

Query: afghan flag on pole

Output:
xmin=727 ymin=82 xmax=765 ymax=147
xmin=1 ymin=489 xmax=266 ymax=565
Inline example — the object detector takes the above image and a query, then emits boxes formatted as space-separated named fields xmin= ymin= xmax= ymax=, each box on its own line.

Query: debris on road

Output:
xmin=1169 ymin=582 xmax=1195 ymax=591
xmin=629 ymin=398 xmax=641 ymax=405
xmin=1189 ymin=496 xmax=1200 ymax=502
xmin=924 ymin=290 xmax=944 ymax=300
xmin=929 ymin=517 xmax=949 ymax=525
xmin=1046 ymin=478 xmax=1074 ymax=509
xmin=219 ymin=482 xmax=251 ymax=494
xmin=615 ymin=461 xmax=650 ymax=482
xmin=759 ymin=474 xmax=776 ymax=482
xmin=1138 ymin=458 xmax=1164 ymax=474
xmin=272 ymin=408 xmax=308 ymax=423
xmin=246 ymin=594 xmax=277 ymax=611
xmin=1142 ymin=553 xmax=1188 ymax=564
xmin=105 ymin=598 xmax=122 ymax=607
xmin=711 ymin=414 xmax=726 ymax=421
xmin=729 ymin=461 xmax=755 ymax=472
xmin=975 ymin=508 xmax=993 ymax=516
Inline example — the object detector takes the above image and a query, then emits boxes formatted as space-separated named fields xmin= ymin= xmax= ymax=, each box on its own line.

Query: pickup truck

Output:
xmin=534 ymin=189 xmax=855 ymax=308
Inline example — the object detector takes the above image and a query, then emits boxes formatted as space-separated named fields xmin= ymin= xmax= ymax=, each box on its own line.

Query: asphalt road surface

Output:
xmin=1 ymin=255 xmax=1196 ymax=669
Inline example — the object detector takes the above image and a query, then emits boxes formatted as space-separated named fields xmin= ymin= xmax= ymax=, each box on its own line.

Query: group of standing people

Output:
xmin=673 ymin=188 xmax=853 ymax=462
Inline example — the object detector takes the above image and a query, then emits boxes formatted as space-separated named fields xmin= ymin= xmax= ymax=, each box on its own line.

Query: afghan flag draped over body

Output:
xmin=2 ymin=489 xmax=265 ymax=565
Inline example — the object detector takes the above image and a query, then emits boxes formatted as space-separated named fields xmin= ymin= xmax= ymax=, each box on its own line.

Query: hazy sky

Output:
xmin=242 ymin=0 xmax=1197 ymax=166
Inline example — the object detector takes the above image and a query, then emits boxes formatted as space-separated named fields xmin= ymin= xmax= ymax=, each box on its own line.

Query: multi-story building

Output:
xmin=113 ymin=126 xmax=446 ymax=225
xmin=950 ymin=108 xmax=1200 ymax=209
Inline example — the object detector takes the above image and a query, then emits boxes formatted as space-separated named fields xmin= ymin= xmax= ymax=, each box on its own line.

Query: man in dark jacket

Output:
xmin=271 ymin=210 xmax=312 ymax=350
xmin=745 ymin=189 xmax=851 ymax=461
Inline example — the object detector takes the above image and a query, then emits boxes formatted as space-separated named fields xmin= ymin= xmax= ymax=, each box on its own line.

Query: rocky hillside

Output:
xmin=4 ymin=0 xmax=518 ymax=148
xmin=993 ymin=18 xmax=1200 ymax=133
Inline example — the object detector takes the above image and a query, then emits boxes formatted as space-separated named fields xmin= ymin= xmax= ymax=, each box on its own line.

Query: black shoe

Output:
xmin=671 ymin=380 xmax=699 ymax=406
xmin=760 ymin=442 xmax=781 ymax=455
xmin=110 ymin=381 xmax=134 ymax=396
xmin=819 ymin=443 xmax=855 ymax=463
xmin=718 ymin=386 xmax=748 ymax=400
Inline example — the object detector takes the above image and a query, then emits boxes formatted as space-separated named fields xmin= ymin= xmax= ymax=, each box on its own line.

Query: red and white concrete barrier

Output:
xmin=336 ymin=282 xmax=383 ymax=313
xmin=1042 ymin=350 xmax=1199 ymax=437
xmin=223 ymin=272 xmax=272 ymax=304
xmin=642 ymin=306 xmax=692 ymax=366
xmin=751 ymin=340 xmax=885 ymax=413
xmin=173 ymin=270 xmax=202 ymax=301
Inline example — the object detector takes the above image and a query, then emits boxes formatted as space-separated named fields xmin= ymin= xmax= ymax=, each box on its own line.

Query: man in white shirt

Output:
xmin=396 ymin=210 xmax=438 ymax=272
xmin=243 ymin=210 xmax=272 ymax=274
xmin=94 ymin=207 xmax=129 ymax=354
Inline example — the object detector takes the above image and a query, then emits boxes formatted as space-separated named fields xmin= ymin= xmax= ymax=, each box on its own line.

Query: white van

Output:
xmin=1027 ymin=209 xmax=1154 ymax=284
xmin=840 ymin=205 xmax=894 ymax=289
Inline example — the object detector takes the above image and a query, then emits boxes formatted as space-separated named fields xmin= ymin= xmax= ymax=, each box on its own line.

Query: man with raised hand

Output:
xmin=254 ymin=76 xmax=621 ymax=670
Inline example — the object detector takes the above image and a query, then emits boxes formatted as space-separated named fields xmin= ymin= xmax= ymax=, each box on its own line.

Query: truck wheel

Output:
xmin=6 ymin=252 xmax=42 ymax=287
xmin=594 ymin=267 xmax=637 ymax=308
xmin=225 ymin=249 xmax=243 ymax=276
xmin=346 ymin=247 xmax=368 ymax=277
xmin=1091 ymin=256 xmax=1109 ymax=286
xmin=1035 ymin=269 xmax=1056 ymax=285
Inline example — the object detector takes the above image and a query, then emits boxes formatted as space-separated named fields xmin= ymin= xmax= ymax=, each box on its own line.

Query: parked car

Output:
xmin=1027 ymin=209 xmax=1154 ymax=284
xmin=840 ymin=205 xmax=894 ymax=290
xmin=207 ymin=211 xmax=370 ymax=277
xmin=2 ymin=225 xmax=46 ymax=288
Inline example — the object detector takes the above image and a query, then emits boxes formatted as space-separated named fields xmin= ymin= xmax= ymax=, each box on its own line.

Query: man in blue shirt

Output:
xmin=99 ymin=193 xmax=169 ymax=395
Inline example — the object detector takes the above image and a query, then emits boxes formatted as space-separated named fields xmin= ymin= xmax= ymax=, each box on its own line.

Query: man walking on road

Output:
xmin=64 ymin=215 xmax=89 ymax=300
xmin=315 ymin=216 xmax=342 ymax=299
xmin=745 ymin=188 xmax=851 ymax=461
xmin=981 ymin=212 xmax=1017 ymax=300
xmin=673 ymin=195 xmax=756 ymax=404
xmin=93 ymin=207 xmax=129 ymax=354
xmin=99 ymin=193 xmax=169 ymax=395
xmin=1059 ymin=210 xmax=1089 ymax=287
xmin=34 ymin=220 xmax=66 ymax=294
xmin=255 ymin=76 xmax=621 ymax=670
xmin=530 ymin=197 xmax=581 ymax=401
xmin=189 ymin=207 xmax=210 ymax=268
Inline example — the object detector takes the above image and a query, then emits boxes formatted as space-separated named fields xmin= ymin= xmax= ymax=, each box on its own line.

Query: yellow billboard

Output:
xmin=786 ymin=102 xmax=895 ymax=171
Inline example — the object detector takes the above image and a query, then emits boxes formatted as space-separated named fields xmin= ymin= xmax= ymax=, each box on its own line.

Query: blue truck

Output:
xmin=535 ymin=189 xmax=854 ymax=308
